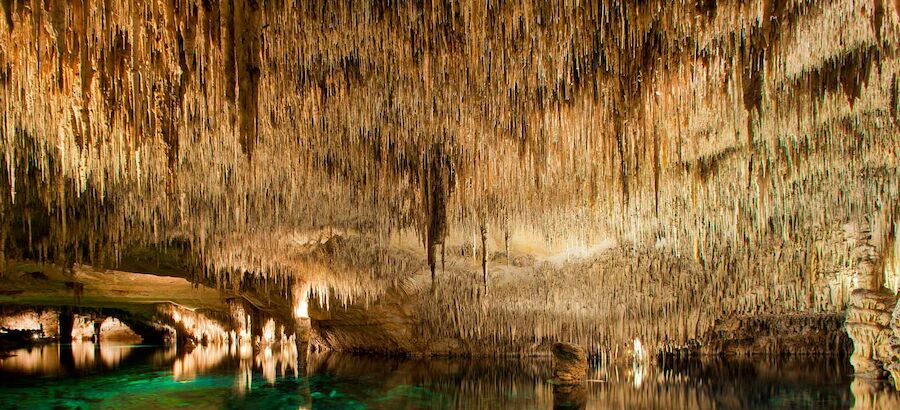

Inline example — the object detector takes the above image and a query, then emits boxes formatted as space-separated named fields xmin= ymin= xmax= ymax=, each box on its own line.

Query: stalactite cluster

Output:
xmin=2 ymin=0 xmax=900 ymax=355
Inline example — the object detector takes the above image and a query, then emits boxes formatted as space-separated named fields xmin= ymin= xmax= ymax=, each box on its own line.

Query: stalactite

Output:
xmin=480 ymin=223 xmax=487 ymax=288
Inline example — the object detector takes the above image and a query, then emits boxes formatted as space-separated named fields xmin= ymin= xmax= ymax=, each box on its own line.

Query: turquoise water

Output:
xmin=0 ymin=343 xmax=878 ymax=409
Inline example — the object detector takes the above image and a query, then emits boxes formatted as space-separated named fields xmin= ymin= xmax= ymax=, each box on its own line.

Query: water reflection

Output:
xmin=0 ymin=342 xmax=142 ymax=375
xmin=233 ymin=342 xmax=301 ymax=395
xmin=172 ymin=343 xmax=231 ymax=381
xmin=71 ymin=340 xmax=96 ymax=368
xmin=302 ymin=353 xmax=863 ymax=409
xmin=0 ymin=343 xmax=61 ymax=375
xmin=850 ymin=378 xmax=900 ymax=410
xmin=253 ymin=343 xmax=300 ymax=385
xmin=1 ymin=345 xmax=897 ymax=409
xmin=169 ymin=340 xmax=300 ymax=389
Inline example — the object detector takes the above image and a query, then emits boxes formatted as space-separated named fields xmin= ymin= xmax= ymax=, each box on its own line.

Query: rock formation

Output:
xmin=552 ymin=342 xmax=587 ymax=384
xmin=887 ymin=301 xmax=900 ymax=386
xmin=844 ymin=220 xmax=899 ymax=381
xmin=847 ymin=289 xmax=897 ymax=379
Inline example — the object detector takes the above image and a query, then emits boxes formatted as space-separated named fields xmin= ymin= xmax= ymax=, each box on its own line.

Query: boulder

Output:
xmin=552 ymin=342 xmax=587 ymax=385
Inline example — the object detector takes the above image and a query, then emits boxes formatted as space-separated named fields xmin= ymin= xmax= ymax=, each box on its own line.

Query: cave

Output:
xmin=1 ymin=1 xmax=900 ymax=408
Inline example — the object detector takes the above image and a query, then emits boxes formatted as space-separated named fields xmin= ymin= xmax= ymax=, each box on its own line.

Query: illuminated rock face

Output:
xmin=1 ymin=1 xmax=900 ymax=359
xmin=97 ymin=317 xmax=142 ymax=342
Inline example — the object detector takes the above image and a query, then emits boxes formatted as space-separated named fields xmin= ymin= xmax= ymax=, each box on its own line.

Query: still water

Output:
xmin=0 ymin=342 xmax=889 ymax=409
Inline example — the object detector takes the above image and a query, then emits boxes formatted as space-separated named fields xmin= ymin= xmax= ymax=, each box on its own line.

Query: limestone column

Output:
xmin=888 ymin=301 xmax=900 ymax=388
xmin=58 ymin=307 xmax=74 ymax=343
xmin=92 ymin=319 xmax=102 ymax=343
xmin=844 ymin=220 xmax=897 ymax=380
